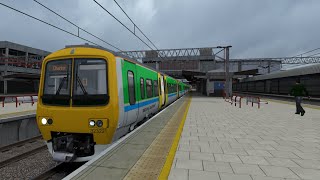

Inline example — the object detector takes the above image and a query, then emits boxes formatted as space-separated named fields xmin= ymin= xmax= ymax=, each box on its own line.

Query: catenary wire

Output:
xmin=294 ymin=48 xmax=320 ymax=57
xmin=0 ymin=2 xmax=108 ymax=49
xmin=92 ymin=0 xmax=154 ymax=50
xmin=113 ymin=0 xmax=158 ymax=50
xmin=33 ymin=0 xmax=122 ymax=51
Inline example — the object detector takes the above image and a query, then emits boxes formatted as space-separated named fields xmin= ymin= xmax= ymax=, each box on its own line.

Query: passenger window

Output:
xmin=128 ymin=71 xmax=136 ymax=105
xmin=146 ymin=79 xmax=152 ymax=98
xmin=140 ymin=78 xmax=145 ymax=99
xmin=154 ymin=80 xmax=159 ymax=96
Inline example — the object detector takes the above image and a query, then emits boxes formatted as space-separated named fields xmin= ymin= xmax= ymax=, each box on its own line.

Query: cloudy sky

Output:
xmin=0 ymin=0 xmax=319 ymax=58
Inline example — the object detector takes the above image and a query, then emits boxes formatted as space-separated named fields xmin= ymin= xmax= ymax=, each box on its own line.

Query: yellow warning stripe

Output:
xmin=158 ymin=96 xmax=192 ymax=179
xmin=264 ymin=98 xmax=320 ymax=110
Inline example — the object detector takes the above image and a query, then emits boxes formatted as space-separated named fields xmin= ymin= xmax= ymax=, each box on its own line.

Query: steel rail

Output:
xmin=0 ymin=135 xmax=42 ymax=153
xmin=31 ymin=162 xmax=65 ymax=180
xmin=0 ymin=145 xmax=47 ymax=168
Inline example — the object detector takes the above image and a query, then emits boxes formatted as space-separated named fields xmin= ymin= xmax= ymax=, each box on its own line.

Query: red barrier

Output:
xmin=228 ymin=95 xmax=242 ymax=108
xmin=0 ymin=94 xmax=38 ymax=108
xmin=246 ymin=96 xmax=260 ymax=109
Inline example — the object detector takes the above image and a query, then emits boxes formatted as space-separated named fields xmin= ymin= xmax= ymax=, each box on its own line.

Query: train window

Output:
xmin=146 ymin=79 xmax=152 ymax=98
xmin=154 ymin=80 xmax=158 ymax=96
xmin=140 ymin=78 xmax=145 ymax=99
xmin=72 ymin=59 xmax=108 ymax=106
xmin=42 ymin=59 xmax=72 ymax=106
xmin=171 ymin=84 xmax=174 ymax=93
xmin=128 ymin=71 xmax=136 ymax=105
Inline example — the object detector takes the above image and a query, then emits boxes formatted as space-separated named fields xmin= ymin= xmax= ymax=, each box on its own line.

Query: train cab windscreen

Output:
xmin=42 ymin=59 xmax=72 ymax=106
xmin=42 ymin=58 xmax=109 ymax=106
xmin=72 ymin=59 xmax=108 ymax=106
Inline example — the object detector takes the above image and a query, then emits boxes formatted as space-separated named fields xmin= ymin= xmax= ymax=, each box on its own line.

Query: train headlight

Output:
xmin=41 ymin=118 xmax=47 ymax=125
xmin=89 ymin=120 xmax=95 ymax=127
xmin=96 ymin=120 xmax=103 ymax=127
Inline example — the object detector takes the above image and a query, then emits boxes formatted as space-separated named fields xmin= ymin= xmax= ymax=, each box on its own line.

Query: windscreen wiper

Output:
xmin=56 ymin=77 xmax=67 ymax=95
xmin=76 ymin=75 xmax=88 ymax=95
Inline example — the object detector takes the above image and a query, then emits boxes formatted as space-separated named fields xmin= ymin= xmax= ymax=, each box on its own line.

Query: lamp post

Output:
xmin=225 ymin=46 xmax=232 ymax=98
xmin=217 ymin=46 xmax=232 ymax=98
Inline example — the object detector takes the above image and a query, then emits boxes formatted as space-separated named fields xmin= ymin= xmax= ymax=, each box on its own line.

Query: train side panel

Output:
xmin=136 ymin=64 xmax=159 ymax=121
xmin=166 ymin=76 xmax=178 ymax=104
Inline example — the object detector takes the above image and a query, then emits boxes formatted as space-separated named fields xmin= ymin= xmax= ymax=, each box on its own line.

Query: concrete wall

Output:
xmin=0 ymin=114 xmax=40 ymax=147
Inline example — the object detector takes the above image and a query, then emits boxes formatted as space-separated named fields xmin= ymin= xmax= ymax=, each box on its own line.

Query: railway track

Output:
xmin=0 ymin=146 xmax=47 ymax=168
xmin=0 ymin=135 xmax=47 ymax=168
xmin=32 ymin=162 xmax=65 ymax=180
xmin=32 ymin=162 xmax=84 ymax=180
xmin=0 ymin=135 xmax=42 ymax=153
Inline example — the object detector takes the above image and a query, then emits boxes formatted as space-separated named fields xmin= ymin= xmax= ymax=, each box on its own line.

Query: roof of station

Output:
xmin=242 ymin=63 xmax=320 ymax=82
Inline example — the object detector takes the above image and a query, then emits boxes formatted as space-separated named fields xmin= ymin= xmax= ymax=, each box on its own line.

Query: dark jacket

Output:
xmin=290 ymin=84 xmax=309 ymax=97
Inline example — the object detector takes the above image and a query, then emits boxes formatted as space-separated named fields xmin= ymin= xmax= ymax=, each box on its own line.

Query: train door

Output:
xmin=176 ymin=82 xmax=179 ymax=97
xmin=160 ymin=75 xmax=165 ymax=107
xmin=164 ymin=77 xmax=168 ymax=105
xmin=124 ymin=61 xmax=138 ymax=127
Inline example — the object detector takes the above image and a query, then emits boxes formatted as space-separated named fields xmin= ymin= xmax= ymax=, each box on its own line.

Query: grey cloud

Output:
xmin=0 ymin=0 xmax=319 ymax=58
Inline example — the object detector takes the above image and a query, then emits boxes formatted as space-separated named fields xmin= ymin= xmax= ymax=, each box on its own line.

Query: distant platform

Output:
xmin=0 ymin=102 xmax=36 ymax=120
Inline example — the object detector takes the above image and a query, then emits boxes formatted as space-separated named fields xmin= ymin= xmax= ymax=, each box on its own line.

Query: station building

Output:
xmin=0 ymin=41 xmax=50 ymax=94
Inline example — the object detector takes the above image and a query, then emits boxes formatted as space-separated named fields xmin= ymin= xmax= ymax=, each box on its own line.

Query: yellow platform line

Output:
xmin=158 ymin=96 xmax=192 ymax=180
xmin=263 ymin=98 xmax=320 ymax=110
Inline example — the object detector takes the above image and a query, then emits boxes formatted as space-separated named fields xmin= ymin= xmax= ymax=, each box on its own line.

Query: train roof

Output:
xmin=242 ymin=63 xmax=320 ymax=82
xmin=64 ymin=44 xmax=185 ymax=83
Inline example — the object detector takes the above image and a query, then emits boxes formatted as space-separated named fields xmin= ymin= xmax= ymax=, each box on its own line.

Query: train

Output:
xmin=36 ymin=44 xmax=190 ymax=162
xmin=233 ymin=64 xmax=320 ymax=97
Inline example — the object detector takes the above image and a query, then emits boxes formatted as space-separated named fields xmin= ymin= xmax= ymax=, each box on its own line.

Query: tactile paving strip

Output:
xmin=123 ymin=97 xmax=190 ymax=180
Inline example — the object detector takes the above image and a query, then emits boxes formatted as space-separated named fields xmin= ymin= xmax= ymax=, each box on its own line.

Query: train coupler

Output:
xmin=52 ymin=151 xmax=76 ymax=162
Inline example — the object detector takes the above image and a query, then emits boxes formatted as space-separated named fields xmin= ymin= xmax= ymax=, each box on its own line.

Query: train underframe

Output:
xmin=48 ymin=132 xmax=108 ymax=162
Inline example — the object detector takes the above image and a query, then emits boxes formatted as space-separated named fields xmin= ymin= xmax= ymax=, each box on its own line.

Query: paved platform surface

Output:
xmin=169 ymin=95 xmax=320 ymax=180
xmin=0 ymin=102 xmax=36 ymax=119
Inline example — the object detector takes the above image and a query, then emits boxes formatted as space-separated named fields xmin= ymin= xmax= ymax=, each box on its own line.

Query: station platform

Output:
xmin=65 ymin=94 xmax=320 ymax=180
xmin=0 ymin=102 xmax=36 ymax=120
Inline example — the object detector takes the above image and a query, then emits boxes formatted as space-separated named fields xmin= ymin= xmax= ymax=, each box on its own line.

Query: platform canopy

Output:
xmin=2 ymin=73 xmax=40 ymax=80
xmin=233 ymin=69 xmax=259 ymax=75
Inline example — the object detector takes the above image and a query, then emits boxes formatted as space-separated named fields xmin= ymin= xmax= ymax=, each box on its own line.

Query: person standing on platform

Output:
xmin=290 ymin=79 xmax=310 ymax=116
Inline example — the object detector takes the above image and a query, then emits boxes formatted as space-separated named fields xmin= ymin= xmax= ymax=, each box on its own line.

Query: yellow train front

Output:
xmin=37 ymin=45 xmax=189 ymax=162
xmin=37 ymin=46 xmax=120 ymax=162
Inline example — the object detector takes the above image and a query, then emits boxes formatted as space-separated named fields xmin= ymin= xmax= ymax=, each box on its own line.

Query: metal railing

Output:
xmin=0 ymin=94 xmax=38 ymax=108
